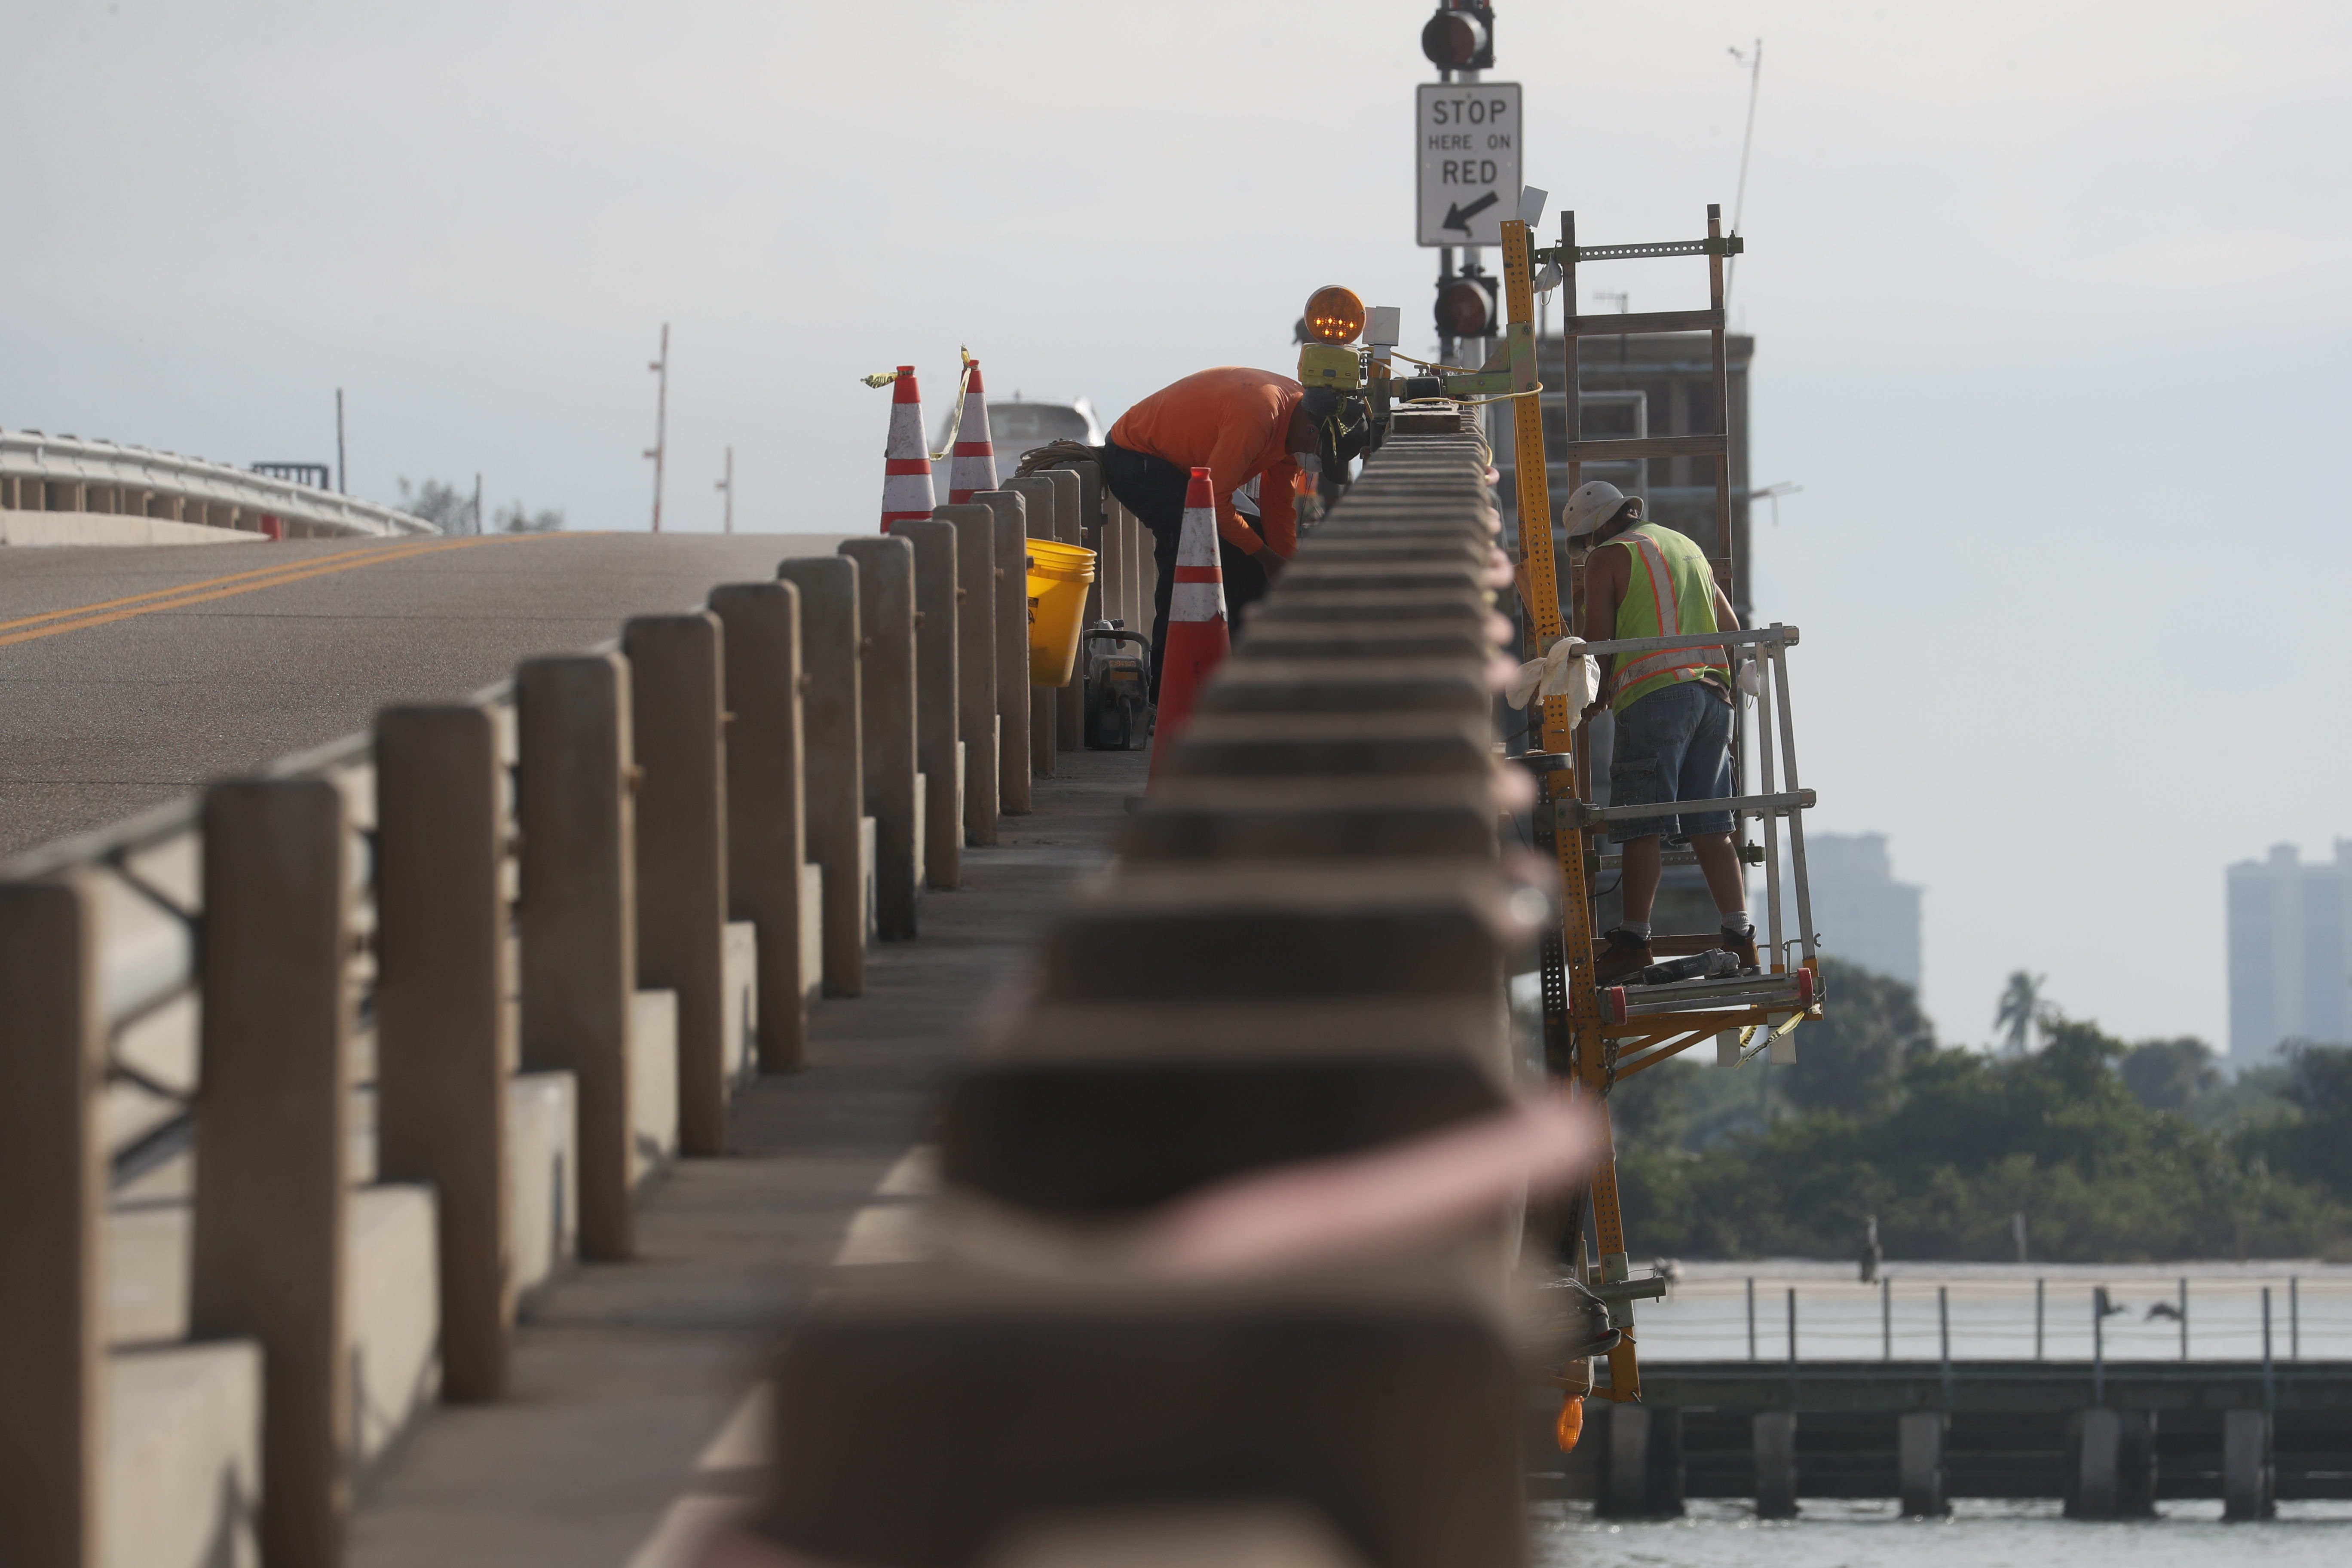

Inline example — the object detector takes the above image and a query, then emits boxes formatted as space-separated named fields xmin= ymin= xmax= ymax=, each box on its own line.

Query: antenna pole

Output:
xmin=335 ymin=388 xmax=347 ymax=493
xmin=717 ymin=445 xmax=734 ymax=534
xmin=646 ymin=324 xmax=670 ymax=533
xmin=1728 ymin=38 xmax=1764 ymax=309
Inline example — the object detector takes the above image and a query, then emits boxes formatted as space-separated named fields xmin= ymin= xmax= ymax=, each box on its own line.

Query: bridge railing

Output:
xmin=0 ymin=428 xmax=437 ymax=539
xmin=0 ymin=464 xmax=1112 ymax=1567
xmin=740 ymin=422 xmax=1572 ymax=1568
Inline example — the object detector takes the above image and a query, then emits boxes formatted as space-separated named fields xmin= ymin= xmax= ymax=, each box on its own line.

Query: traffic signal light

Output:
xmin=1434 ymin=273 xmax=1498 ymax=339
xmin=1421 ymin=3 xmax=1495 ymax=72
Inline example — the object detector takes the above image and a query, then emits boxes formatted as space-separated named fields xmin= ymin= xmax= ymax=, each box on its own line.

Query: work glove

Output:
xmin=1735 ymin=653 xmax=1765 ymax=698
xmin=1507 ymin=636 xmax=1599 ymax=712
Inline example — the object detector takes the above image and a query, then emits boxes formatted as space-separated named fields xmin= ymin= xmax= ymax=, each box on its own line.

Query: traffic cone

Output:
xmin=1147 ymin=466 xmax=1231 ymax=782
xmin=944 ymin=357 xmax=998 ymax=504
xmin=879 ymin=365 xmax=935 ymax=532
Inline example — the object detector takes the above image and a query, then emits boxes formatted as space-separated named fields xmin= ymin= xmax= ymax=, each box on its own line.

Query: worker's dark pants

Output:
xmin=1100 ymin=441 xmax=1271 ymax=703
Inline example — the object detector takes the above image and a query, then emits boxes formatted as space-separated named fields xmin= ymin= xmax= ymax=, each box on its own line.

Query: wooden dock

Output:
xmin=1534 ymin=1359 xmax=2352 ymax=1520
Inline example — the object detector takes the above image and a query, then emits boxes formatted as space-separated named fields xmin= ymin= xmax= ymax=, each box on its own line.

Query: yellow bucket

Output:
xmin=1025 ymin=537 xmax=1096 ymax=686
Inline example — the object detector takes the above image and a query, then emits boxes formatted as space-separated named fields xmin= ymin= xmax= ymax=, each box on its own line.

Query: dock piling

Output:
xmin=1898 ymin=1411 xmax=1947 ymax=1518
xmin=2073 ymin=1407 xmax=2121 ymax=1520
xmin=1938 ymin=1285 xmax=1952 ymax=1407
xmin=1752 ymin=1411 xmax=1798 ymax=1519
xmin=2223 ymin=1408 xmax=2273 ymax=1521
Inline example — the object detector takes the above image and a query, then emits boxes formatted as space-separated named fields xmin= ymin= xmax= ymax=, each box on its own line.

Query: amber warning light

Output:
xmin=1302 ymin=286 xmax=1366 ymax=345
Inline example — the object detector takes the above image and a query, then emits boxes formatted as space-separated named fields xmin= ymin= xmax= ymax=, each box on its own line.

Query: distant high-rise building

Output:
xmin=1791 ymin=832 xmax=1922 ymax=990
xmin=2226 ymin=842 xmax=2352 ymax=1067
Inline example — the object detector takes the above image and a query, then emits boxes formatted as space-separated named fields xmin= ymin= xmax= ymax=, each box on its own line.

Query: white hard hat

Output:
xmin=1562 ymin=480 xmax=1634 ymax=540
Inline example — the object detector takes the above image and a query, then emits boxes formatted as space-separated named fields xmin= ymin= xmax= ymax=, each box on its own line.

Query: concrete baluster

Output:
xmin=1098 ymin=496 xmax=1125 ymax=630
xmin=1044 ymin=467 xmax=1087 ymax=750
xmin=1122 ymin=501 xmax=1143 ymax=635
xmin=1134 ymin=501 xmax=1160 ymax=654
xmin=374 ymin=704 xmax=515 ymax=1400
xmin=0 ymin=876 xmax=105 ymax=1568
xmin=623 ymin=614 xmax=732 ymax=1155
xmin=707 ymin=583 xmax=814 ymax=1068
xmin=1074 ymin=458 xmax=1106 ymax=637
xmin=516 ymin=653 xmax=638 ymax=1259
xmin=192 ymin=778 xmax=355 ymax=1568
xmin=777 ymin=558 xmax=867 ymax=996
xmin=1003 ymin=475 xmax=1059 ymax=776
xmin=892 ymin=519 xmax=962 ymax=888
xmin=837 ymin=536 xmax=919 ymax=938
xmin=935 ymin=503 xmax=1000 ymax=846
xmin=1128 ymin=506 xmax=1148 ymax=642
xmin=976 ymin=489 xmax=1032 ymax=814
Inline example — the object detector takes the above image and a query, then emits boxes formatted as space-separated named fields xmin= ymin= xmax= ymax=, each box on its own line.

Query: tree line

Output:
xmin=394 ymin=478 xmax=564 ymax=535
xmin=1607 ymin=960 xmax=2352 ymax=1262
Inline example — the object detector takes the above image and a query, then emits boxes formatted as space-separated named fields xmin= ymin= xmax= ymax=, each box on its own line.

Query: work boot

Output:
xmin=1593 ymin=927 xmax=1654 ymax=986
xmin=1721 ymin=918 xmax=1760 ymax=972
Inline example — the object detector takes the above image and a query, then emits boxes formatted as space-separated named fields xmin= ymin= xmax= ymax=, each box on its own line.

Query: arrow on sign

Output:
xmin=1442 ymin=190 xmax=1502 ymax=232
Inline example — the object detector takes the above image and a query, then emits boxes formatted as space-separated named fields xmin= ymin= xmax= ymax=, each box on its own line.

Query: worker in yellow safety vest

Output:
xmin=1562 ymin=481 xmax=1761 ymax=984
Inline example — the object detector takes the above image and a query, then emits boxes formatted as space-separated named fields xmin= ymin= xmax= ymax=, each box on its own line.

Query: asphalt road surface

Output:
xmin=0 ymin=531 xmax=851 ymax=858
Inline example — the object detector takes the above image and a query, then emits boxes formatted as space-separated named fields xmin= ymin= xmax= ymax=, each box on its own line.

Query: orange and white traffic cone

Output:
xmin=1147 ymin=466 xmax=1231 ymax=782
xmin=879 ymin=364 xmax=935 ymax=532
xmin=944 ymin=357 xmax=998 ymax=504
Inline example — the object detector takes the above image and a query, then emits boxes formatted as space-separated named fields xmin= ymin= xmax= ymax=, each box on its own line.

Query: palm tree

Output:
xmin=1994 ymin=971 xmax=2047 ymax=1055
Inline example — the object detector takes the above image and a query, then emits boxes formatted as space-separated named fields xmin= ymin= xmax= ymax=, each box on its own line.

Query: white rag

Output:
xmin=1507 ymin=636 xmax=1599 ymax=711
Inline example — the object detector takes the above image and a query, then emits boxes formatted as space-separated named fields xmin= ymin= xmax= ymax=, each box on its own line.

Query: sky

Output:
xmin=8 ymin=0 xmax=2349 ymax=1050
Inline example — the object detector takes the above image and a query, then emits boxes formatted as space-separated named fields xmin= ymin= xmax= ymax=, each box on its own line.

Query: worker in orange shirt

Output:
xmin=1102 ymin=366 xmax=1321 ymax=701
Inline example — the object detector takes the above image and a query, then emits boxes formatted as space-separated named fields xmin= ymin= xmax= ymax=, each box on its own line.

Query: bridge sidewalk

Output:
xmin=348 ymin=749 xmax=1145 ymax=1568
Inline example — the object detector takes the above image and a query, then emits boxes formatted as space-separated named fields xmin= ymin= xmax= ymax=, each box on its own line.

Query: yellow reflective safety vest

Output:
xmin=1605 ymin=522 xmax=1728 ymax=713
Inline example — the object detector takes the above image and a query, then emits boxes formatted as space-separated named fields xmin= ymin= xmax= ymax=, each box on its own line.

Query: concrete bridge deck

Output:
xmin=0 ymin=533 xmax=848 ymax=857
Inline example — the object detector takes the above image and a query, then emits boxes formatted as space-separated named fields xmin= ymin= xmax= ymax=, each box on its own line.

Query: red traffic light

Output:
xmin=1421 ymin=4 xmax=1494 ymax=71
xmin=1434 ymin=276 xmax=1495 ymax=339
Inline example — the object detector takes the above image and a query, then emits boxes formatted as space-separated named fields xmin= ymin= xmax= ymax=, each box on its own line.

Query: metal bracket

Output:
xmin=1536 ymin=235 xmax=1745 ymax=265
xmin=1557 ymin=788 xmax=1815 ymax=829
xmin=1591 ymin=1274 xmax=1671 ymax=1305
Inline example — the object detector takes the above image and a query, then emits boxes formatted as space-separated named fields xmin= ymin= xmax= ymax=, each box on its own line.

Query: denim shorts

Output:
xmin=1608 ymin=680 xmax=1734 ymax=844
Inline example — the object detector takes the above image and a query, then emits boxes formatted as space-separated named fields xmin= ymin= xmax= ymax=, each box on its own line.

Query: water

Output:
xmin=1534 ymin=1498 xmax=2352 ymax=1566
xmin=1631 ymin=1261 xmax=2352 ymax=1362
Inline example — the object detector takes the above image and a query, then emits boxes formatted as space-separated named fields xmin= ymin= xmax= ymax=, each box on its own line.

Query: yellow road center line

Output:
xmin=0 ymin=537 xmax=506 ymax=650
xmin=0 ymin=542 xmax=426 ymax=634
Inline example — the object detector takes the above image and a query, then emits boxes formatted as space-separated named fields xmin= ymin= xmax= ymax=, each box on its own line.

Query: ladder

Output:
xmin=1496 ymin=208 xmax=1825 ymax=1408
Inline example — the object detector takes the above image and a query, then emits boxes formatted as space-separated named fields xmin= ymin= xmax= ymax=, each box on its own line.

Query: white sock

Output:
xmin=1721 ymin=912 xmax=1754 ymax=936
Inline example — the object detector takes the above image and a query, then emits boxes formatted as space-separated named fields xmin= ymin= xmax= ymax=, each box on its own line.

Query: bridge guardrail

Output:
xmin=1 ymin=428 xmax=437 ymax=540
xmin=739 ymin=426 xmax=1595 ymax=1568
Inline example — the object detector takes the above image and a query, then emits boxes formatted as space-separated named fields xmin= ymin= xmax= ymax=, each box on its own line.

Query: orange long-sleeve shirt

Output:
xmin=1106 ymin=367 xmax=1304 ymax=557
